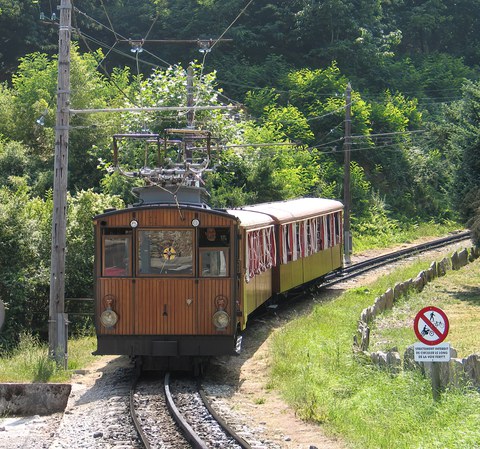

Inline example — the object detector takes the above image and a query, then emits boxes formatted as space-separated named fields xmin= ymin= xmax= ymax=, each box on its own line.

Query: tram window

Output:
xmin=200 ymin=248 xmax=229 ymax=277
xmin=103 ymin=235 xmax=131 ymax=277
xmin=138 ymin=230 xmax=193 ymax=275
xmin=199 ymin=227 xmax=230 ymax=247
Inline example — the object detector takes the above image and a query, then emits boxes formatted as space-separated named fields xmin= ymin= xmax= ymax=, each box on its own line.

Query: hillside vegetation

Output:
xmin=0 ymin=1 xmax=479 ymax=351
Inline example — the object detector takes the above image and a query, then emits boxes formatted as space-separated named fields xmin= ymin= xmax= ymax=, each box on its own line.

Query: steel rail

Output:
xmin=198 ymin=385 xmax=252 ymax=449
xmin=129 ymin=375 xmax=152 ymax=449
xmin=164 ymin=372 xmax=208 ymax=449
xmin=325 ymin=231 xmax=471 ymax=286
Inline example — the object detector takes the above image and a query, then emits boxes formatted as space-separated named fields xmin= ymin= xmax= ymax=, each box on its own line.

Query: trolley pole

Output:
xmin=343 ymin=83 xmax=352 ymax=264
xmin=48 ymin=0 xmax=72 ymax=368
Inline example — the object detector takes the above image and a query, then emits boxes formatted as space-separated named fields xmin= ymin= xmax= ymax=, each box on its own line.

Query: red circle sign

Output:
xmin=414 ymin=306 xmax=449 ymax=345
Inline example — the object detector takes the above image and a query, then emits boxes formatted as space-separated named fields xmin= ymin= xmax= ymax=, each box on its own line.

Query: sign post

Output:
xmin=413 ymin=306 xmax=450 ymax=401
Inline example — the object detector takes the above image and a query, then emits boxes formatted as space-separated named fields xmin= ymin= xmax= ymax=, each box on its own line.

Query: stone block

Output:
xmin=357 ymin=321 xmax=370 ymax=351
xmin=374 ymin=295 xmax=386 ymax=314
xmin=386 ymin=350 xmax=401 ymax=374
xmin=469 ymin=247 xmax=476 ymax=262
xmin=373 ymin=351 xmax=388 ymax=368
xmin=451 ymin=251 xmax=459 ymax=270
xmin=428 ymin=261 xmax=437 ymax=281
xmin=393 ymin=282 xmax=402 ymax=301
xmin=412 ymin=275 xmax=424 ymax=292
xmin=437 ymin=258 xmax=448 ymax=277
xmin=463 ymin=354 xmax=480 ymax=388
xmin=449 ymin=358 xmax=466 ymax=388
xmin=404 ymin=345 xmax=423 ymax=372
xmin=360 ymin=308 xmax=369 ymax=323
xmin=458 ymin=248 xmax=469 ymax=268
xmin=384 ymin=288 xmax=394 ymax=310
xmin=0 ymin=383 xmax=71 ymax=416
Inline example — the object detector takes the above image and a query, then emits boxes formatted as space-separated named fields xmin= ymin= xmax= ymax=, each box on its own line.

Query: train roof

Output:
xmin=225 ymin=208 xmax=276 ymax=229
xmin=229 ymin=198 xmax=343 ymax=225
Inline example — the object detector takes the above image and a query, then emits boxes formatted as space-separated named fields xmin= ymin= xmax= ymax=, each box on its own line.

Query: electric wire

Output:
xmin=74 ymin=5 xmax=173 ymax=68
xmin=209 ymin=0 xmax=255 ymax=52
xmin=69 ymin=3 xmax=441 ymax=151
xmin=143 ymin=13 xmax=159 ymax=42
xmin=100 ymin=0 xmax=120 ymax=41
xmin=71 ymin=3 xmax=139 ymax=106
xmin=185 ymin=0 xmax=257 ymax=114
xmin=71 ymin=5 xmax=465 ymax=112
xmin=74 ymin=6 xmax=123 ymax=39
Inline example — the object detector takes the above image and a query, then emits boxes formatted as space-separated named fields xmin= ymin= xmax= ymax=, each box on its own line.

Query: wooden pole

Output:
xmin=431 ymin=362 xmax=441 ymax=402
xmin=343 ymin=83 xmax=352 ymax=264
xmin=48 ymin=0 xmax=71 ymax=368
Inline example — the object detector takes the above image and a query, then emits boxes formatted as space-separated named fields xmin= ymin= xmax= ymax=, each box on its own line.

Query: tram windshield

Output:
xmin=138 ymin=230 xmax=193 ymax=275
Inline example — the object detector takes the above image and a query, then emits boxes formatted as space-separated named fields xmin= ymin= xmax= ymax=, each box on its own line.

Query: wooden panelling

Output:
xmin=98 ymin=208 xmax=236 ymax=229
xmin=98 ymin=277 xmax=236 ymax=336
xmin=303 ymin=250 xmax=333 ymax=283
xmin=279 ymin=259 xmax=303 ymax=293
xmin=255 ymin=270 xmax=272 ymax=308
xmin=134 ymin=279 xmax=196 ymax=335
xmin=97 ymin=279 xmax=134 ymax=335
xmin=331 ymin=243 xmax=343 ymax=269
xmin=197 ymin=278 xmax=234 ymax=334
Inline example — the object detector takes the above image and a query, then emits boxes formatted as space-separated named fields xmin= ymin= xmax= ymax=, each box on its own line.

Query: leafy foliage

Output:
xmin=0 ymin=0 xmax=479 ymax=351
xmin=0 ymin=187 xmax=123 ymax=351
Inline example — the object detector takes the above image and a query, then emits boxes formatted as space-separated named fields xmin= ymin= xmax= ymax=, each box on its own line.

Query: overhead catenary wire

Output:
xmin=209 ymin=0 xmax=255 ymax=53
xmin=71 ymin=6 xmax=139 ymax=106
xmin=99 ymin=0 xmax=120 ymax=41
xmin=73 ymin=2 xmax=245 ymax=118
xmin=71 ymin=4 xmax=464 ymax=112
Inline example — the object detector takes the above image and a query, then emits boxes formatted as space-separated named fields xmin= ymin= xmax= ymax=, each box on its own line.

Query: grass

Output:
xmin=0 ymin=333 xmax=97 ymax=383
xmin=352 ymin=220 xmax=462 ymax=253
xmin=371 ymin=261 xmax=480 ymax=358
xmin=270 ymin=253 xmax=480 ymax=449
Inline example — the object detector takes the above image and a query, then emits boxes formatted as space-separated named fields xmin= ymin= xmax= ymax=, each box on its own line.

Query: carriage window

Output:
xmin=103 ymin=235 xmax=131 ymax=277
xmin=200 ymin=249 xmax=229 ymax=277
xmin=138 ymin=230 xmax=193 ymax=275
xmin=199 ymin=227 xmax=230 ymax=247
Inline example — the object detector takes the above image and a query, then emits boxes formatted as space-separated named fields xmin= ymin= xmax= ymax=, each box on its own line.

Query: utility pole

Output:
xmin=49 ymin=0 xmax=71 ymax=368
xmin=343 ymin=83 xmax=352 ymax=264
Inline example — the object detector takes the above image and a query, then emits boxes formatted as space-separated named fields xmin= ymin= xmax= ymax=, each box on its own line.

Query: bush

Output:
xmin=0 ymin=187 xmax=123 ymax=353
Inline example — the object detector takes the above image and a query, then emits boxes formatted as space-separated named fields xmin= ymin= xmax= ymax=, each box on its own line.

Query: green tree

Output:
xmin=439 ymin=80 xmax=480 ymax=224
xmin=0 ymin=185 xmax=124 ymax=350
xmin=9 ymin=47 xmax=127 ymax=195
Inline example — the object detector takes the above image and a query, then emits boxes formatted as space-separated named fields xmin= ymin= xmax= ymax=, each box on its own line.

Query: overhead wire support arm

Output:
xmin=69 ymin=105 xmax=238 ymax=114
xmin=118 ymin=38 xmax=233 ymax=54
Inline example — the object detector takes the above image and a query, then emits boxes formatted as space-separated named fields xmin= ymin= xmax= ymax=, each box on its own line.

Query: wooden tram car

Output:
xmin=93 ymin=186 xmax=344 ymax=370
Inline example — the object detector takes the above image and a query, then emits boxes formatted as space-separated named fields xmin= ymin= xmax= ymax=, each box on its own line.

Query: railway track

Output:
xmin=128 ymin=226 xmax=470 ymax=449
xmin=130 ymin=373 xmax=252 ymax=449
xmin=325 ymin=230 xmax=471 ymax=286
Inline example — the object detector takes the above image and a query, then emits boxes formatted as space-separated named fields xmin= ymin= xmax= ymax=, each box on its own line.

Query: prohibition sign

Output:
xmin=414 ymin=306 xmax=449 ymax=345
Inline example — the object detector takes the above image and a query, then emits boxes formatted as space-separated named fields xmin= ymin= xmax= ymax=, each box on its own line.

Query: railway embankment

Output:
xmin=354 ymin=245 xmax=480 ymax=389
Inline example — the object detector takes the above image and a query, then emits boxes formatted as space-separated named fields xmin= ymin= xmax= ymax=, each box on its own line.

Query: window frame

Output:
xmin=199 ymin=247 xmax=230 ymax=278
xmin=136 ymin=228 xmax=195 ymax=277
xmin=102 ymin=233 xmax=132 ymax=277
